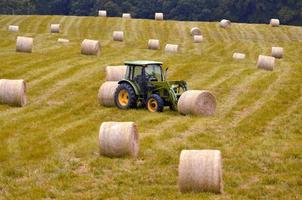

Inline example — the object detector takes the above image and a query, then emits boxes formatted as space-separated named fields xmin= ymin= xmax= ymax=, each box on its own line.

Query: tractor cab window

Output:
xmin=145 ymin=64 xmax=163 ymax=81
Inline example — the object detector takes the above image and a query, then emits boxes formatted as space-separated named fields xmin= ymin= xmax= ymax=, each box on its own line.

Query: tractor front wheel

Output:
xmin=146 ymin=94 xmax=164 ymax=113
xmin=115 ymin=83 xmax=137 ymax=109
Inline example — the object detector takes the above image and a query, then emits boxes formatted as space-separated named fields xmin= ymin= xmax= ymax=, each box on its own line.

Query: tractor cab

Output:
xmin=114 ymin=60 xmax=187 ymax=112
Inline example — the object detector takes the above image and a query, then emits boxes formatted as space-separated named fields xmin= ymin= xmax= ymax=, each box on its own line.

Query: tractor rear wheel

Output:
xmin=146 ymin=94 xmax=164 ymax=112
xmin=114 ymin=83 xmax=137 ymax=109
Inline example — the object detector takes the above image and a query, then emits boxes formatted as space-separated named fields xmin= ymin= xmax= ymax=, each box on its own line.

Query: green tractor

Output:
xmin=114 ymin=60 xmax=188 ymax=112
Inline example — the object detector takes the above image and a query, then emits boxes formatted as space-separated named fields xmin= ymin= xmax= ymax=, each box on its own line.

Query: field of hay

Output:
xmin=0 ymin=15 xmax=301 ymax=199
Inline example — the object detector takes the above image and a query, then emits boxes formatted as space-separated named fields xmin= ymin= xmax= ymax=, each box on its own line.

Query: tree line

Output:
xmin=0 ymin=0 xmax=301 ymax=26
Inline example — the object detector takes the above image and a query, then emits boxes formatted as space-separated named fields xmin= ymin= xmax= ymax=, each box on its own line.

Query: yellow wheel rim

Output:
xmin=118 ymin=89 xmax=129 ymax=106
xmin=148 ymin=98 xmax=158 ymax=112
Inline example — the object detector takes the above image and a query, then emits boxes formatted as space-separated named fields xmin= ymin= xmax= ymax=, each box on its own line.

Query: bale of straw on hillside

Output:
xmin=257 ymin=55 xmax=275 ymax=71
xmin=148 ymin=39 xmax=160 ymax=50
xmin=105 ymin=66 xmax=127 ymax=81
xmin=81 ymin=39 xmax=101 ymax=55
xmin=58 ymin=38 xmax=69 ymax=43
xmin=113 ymin=31 xmax=124 ymax=42
xmin=270 ymin=19 xmax=280 ymax=27
xmin=165 ymin=44 xmax=179 ymax=53
xmin=233 ymin=53 xmax=246 ymax=60
xmin=219 ymin=19 xmax=231 ymax=28
xmin=194 ymin=35 xmax=203 ymax=43
xmin=155 ymin=13 xmax=164 ymax=20
xmin=50 ymin=24 xmax=60 ymax=33
xmin=99 ymin=122 xmax=139 ymax=158
xmin=8 ymin=25 xmax=19 ymax=32
xmin=177 ymin=90 xmax=216 ymax=116
xmin=0 ymin=79 xmax=27 ymax=107
xmin=98 ymin=10 xmax=107 ymax=17
xmin=271 ymin=47 xmax=284 ymax=59
xmin=98 ymin=81 xmax=119 ymax=107
xmin=190 ymin=27 xmax=201 ymax=36
xmin=178 ymin=150 xmax=223 ymax=193
xmin=122 ymin=13 xmax=131 ymax=19
xmin=16 ymin=36 xmax=33 ymax=53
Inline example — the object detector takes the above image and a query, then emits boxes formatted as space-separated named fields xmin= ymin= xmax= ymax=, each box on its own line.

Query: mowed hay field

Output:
xmin=0 ymin=15 xmax=302 ymax=199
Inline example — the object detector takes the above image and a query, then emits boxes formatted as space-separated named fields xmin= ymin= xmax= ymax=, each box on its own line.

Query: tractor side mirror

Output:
xmin=165 ymin=67 xmax=169 ymax=80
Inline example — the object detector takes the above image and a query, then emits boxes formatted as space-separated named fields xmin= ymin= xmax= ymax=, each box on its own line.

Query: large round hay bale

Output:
xmin=177 ymin=90 xmax=216 ymax=116
xmin=122 ymin=13 xmax=131 ymax=19
xmin=98 ymin=10 xmax=107 ymax=17
xmin=113 ymin=31 xmax=124 ymax=42
xmin=148 ymin=39 xmax=160 ymax=50
xmin=81 ymin=39 xmax=101 ymax=55
xmin=194 ymin=35 xmax=203 ymax=43
xmin=155 ymin=13 xmax=164 ymax=20
xmin=98 ymin=81 xmax=119 ymax=107
xmin=257 ymin=55 xmax=275 ymax=71
xmin=50 ymin=24 xmax=60 ymax=33
xmin=16 ymin=36 xmax=33 ymax=53
xmin=270 ymin=19 xmax=280 ymax=27
xmin=165 ymin=44 xmax=179 ymax=53
xmin=0 ymin=79 xmax=27 ymax=107
xmin=106 ymin=66 xmax=127 ymax=81
xmin=99 ymin=122 xmax=139 ymax=158
xmin=58 ymin=38 xmax=69 ymax=43
xmin=190 ymin=27 xmax=201 ymax=36
xmin=219 ymin=19 xmax=231 ymax=28
xmin=271 ymin=47 xmax=284 ymax=59
xmin=8 ymin=25 xmax=19 ymax=32
xmin=178 ymin=150 xmax=223 ymax=193
xmin=233 ymin=53 xmax=246 ymax=60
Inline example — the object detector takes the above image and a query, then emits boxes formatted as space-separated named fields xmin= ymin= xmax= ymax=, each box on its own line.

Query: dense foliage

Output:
xmin=0 ymin=0 xmax=301 ymax=25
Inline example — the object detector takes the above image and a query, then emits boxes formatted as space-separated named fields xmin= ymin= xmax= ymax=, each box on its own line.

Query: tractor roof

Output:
xmin=124 ymin=60 xmax=162 ymax=66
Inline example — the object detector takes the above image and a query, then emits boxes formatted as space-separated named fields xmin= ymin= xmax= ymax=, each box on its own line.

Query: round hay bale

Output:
xmin=165 ymin=44 xmax=179 ymax=53
xmin=113 ymin=31 xmax=124 ymax=42
xmin=106 ymin=66 xmax=127 ymax=81
xmin=122 ymin=13 xmax=131 ymax=19
xmin=16 ymin=36 xmax=33 ymax=53
xmin=155 ymin=13 xmax=164 ymax=20
xmin=8 ymin=25 xmax=19 ymax=32
xmin=257 ymin=55 xmax=275 ymax=71
xmin=271 ymin=47 xmax=284 ymax=59
xmin=98 ymin=81 xmax=119 ymax=107
xmin=58 ymin=38 xmax=69 ymax=43
xmin=219 ymin=19 xmax=231 ymax=28
xmin=148 ymin=39 xmax=160 ymax=50
xmin=177 ymin=90 xmax=216 ymax=116
xmin=233 ymin=53 xmax=246 ymax=60
xmin=0 ymin=79 xmax=27 ymax=107
xmin=50 ymin=24 xmax=60 ymax=33
xmin=194 ymin=35 xmax=203 ymax=43
xmin=190 ymin=27 xmax=201 ymax=36
xmin=99 ymin=122 xmax=139 ymax=158
xmin=81 ymin=39 xmax=101 ymax=55
xmin=270 ymin=19 xmax=280 ymax=27
xmin=178 ymin=150 xmax=223 ymax=193
xmin=98 ymin=10 xmax=107 ymax=17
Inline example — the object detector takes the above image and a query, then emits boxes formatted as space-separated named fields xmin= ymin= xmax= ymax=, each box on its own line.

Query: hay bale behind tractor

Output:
xmin=105 ymin=66 xmax=127 ymax=81
xmin=99 ymin=122 xmax=139 ymax=158
xmin=257 ymin=55 xmax=275 ymax=71
xmin=0 ymin=79 xmax=27 ymax=107
xmin=98 ymin=10 xmax=107 ymax=17
xmin=165 ymin=44 xmax=179 ymax=53
xmin=98 ymin=81 xmax=119 ymax=107
xmin=270 ymin=19 xmax=280 ymax=27
xmin=50 ymin=24 xmax=60 ymax=33
xmin=113 ymin=31 xmax=124 ymax=42
xmin=233 ymin=53 xmax=246 ymax=60
xmin=178 ymin=150 xmax=223 ymax=193
xmin=16 ymin=36 xmax=33 ymax=53
xmin=190 ymin=27 xmax=201 ymax=36
xmin=81 ymin=39 xmax=101 ymax=55
xmin=58 ymin=38 xmax=69 ymax=43
xmin=219 ymin=19 xmax=231 ymax=28
xmin=177 ymin=90 xmax=216 ymax=116
xmin=8 ymin=25 xmax=19 ymax=32
xmin=155 ymin=13 xmax=164 ymax=20
xmin=122 ymin=13 xmax=131 ymax=19
xmin=271 ymin=47 xmax=284 ymax=59
xmin=148 ymin=39 xmax=160 ymax=50
xmin=194 ymin=35 xmax=203 ymax=43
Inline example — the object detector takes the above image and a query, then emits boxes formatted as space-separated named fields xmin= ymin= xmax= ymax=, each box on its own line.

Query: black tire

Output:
xmin=114 ymin=83 xmax=137 ymax=109
xmin=146 ymin=94 xmax=164 ymax=112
